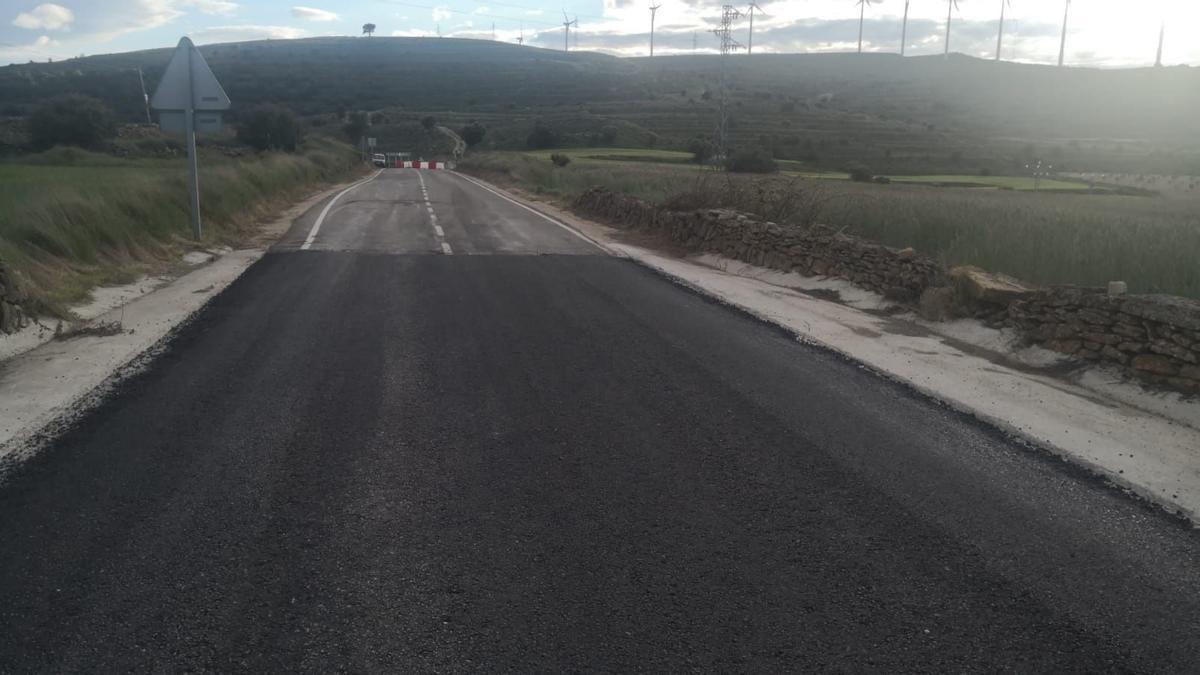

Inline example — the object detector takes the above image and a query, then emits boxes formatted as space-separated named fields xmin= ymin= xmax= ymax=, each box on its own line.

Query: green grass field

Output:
xmin=460 ymin=151 xmax=1200 ymax=299
xmin=887 ymin=175 xmax=1090 ymax=191
xmin=519 ymin=148 xmax=1087 ymax=192
xmin=0 ymin=138 xmax=363 ymax=315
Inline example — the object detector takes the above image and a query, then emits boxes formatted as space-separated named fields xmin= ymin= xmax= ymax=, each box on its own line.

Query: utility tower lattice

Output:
xmin=711 ymin=5 xmax=744 ymax=55
xmin=710 ymin=5 xmax=744 ymax=163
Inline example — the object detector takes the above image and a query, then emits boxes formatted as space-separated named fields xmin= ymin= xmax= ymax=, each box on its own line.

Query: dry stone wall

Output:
xmin=1007 ymin=289 xmax=1200 ymax=392
xmin=574 ymin=187 xmax=943 ymax=302
xmin=574 ymin=186 xmax=1200 ymax=394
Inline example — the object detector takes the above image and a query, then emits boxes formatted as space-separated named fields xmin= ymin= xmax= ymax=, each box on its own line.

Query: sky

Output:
xmin=1 ymin=0 xmax=1194 ymax=67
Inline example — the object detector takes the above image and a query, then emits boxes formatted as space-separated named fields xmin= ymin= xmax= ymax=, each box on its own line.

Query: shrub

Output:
xmin=28 ymin=94 xmax=115 ymax=150
xmin=526 ymin=124 xmax=559 ymax=149
xmin=845 ymin=162 xmax=874 ymax=182
xmin=461 ymin=121 xmax=486 ymax=147
xmin=687 ymin=137 xmax=715 ymax=164
xmin=724 ymin=148 xmax=778 ymax=174
xmin=342 ymin=111 xmax=368 ymax=142
xmin=236 ymin=104 xmax=305 ymax=152
xmin=421 ymin=115 xmax=438 ymax=130
xmin=549 ymin=153 xmax=571 ymax=167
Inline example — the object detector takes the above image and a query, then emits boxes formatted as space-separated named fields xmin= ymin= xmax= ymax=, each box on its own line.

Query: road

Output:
xmin=1 ymin=169 xmax=1198 ymax=671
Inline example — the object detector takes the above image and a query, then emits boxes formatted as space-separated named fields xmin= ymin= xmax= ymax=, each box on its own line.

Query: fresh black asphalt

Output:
xmin=0 ymin=170 xmax=1198 ymax=671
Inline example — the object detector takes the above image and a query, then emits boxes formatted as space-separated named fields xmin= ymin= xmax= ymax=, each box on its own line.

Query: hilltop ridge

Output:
xmin=2 ymin=37 xmax=1198 ymax=173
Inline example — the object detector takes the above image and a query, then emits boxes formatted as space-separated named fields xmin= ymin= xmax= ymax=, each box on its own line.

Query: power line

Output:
xmin=474 ymin=0 xmax=607 ymax=22
xmin=377 ymin=0 xmax=560 ymax=27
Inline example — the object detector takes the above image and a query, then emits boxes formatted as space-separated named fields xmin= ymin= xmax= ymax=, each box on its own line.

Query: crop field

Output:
xmin=461 ymin=151 xmax=1200 ymax=299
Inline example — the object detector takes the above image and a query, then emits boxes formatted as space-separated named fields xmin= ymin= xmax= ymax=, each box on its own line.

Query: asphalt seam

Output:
xmin=300 ymin=170 xmax=383 ymax=250
xmin=450 ymin=171 xmax=610 ymax=253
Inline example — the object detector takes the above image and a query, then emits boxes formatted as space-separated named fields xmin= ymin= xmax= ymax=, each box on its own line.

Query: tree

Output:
xmin=236 ymin=104 xmax=305 ymax=152
xmin=343 ymin=111 xmax=369 ymax=142
xmin=461 ymin=121 xmax=486 ymax=147
xmin=687 ymin=137 xmax=714 ymax=164
xmin=28 ymin=94 xmax=115 ymax=150
xmin=526 ymin=123 xmax=558 ymax=150
xmin=724 ymin=147 xmax=778 ymax=174
xmin=845 ymin=161 xmax=874 ymax=182
xmin=421 ymin=115 xmax=437 ymax=131
xmin=363 ymin=23 xmax=376 ymax=36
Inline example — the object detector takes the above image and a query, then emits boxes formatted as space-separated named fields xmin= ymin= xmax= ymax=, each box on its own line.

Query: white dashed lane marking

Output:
xmin=415 ymin=170 xmax=452 ymax=255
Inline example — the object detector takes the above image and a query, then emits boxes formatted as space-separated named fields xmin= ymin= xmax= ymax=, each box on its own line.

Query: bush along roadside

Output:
xmin=0 ymin=259 xmax=29 ymax=334
xmin=573 ymin=186 xmax=1200 ymax=395
xmin=0 ymin=136 xmax=365 ymax=327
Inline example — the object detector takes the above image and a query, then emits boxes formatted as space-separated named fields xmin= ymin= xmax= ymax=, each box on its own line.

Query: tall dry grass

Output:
xmin=0 ymin=137 xmax=363 ymax=314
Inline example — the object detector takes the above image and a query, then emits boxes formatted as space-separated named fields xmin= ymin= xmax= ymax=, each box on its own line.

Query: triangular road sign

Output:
xmin=150 ymin=37 xmax=230 ymax=111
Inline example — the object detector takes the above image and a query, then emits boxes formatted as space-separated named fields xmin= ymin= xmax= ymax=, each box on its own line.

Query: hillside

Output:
xmin=2 ymin=37 xmax=1199 ymax=174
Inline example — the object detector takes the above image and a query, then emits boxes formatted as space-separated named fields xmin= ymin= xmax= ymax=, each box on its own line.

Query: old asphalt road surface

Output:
xmin=1 ymin=169 xmax=1198 ymax=671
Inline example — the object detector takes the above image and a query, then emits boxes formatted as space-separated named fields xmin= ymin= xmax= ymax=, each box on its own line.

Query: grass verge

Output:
xmin=0 ymin=136 xmax=364 ymax=316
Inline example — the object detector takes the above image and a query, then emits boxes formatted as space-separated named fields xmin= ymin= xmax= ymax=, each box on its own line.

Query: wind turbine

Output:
xmin=944 ymin=0 xmax=960 ymax=58
xmin=747 ymin=2 xmax=765 ymax=54
xmin=1057 ymin=0 xmax=1071 ymax=67
xmin=856 ymin=0 xmax=876 ymax=55
xmin=562 ymin=11 xmax=577 ymax=52
xmin=1155 ymin=19 xmax=1165 ymax=67
xmin=516 ymin=22 xmax=525 ymax=45
xmin=996 ymin=0 xmax=1011 ymax=61
xmin=900 ymin=0 xmax=911 ymax=56
xmin=650 ymin=3 xmax=662 ymax=56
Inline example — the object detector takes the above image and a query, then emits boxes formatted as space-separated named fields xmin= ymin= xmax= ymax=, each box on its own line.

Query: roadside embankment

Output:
xmin=0 ymin=137 xmax=364 ymax=327
xmin=573 ymin=186 xmax=1200 ymax=395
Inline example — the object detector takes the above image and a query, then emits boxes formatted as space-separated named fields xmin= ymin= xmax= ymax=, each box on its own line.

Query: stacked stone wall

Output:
xmin=574 ymin=186 xmax=1200 ymax=394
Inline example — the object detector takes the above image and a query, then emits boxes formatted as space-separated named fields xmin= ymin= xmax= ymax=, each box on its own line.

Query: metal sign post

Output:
xmin=150 ymin=37 xmax=231 ymax=241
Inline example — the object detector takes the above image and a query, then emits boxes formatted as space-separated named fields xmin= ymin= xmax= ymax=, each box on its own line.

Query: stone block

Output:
xmin=1132 ymin=354 xmax=1180 ymax=376
xmin=1150 ymin=339 xmax=1198 ymax=364
xmin=1046 ymin=339 xmax=1082 ymax=354
xmin=949 ymin=266 xmax=1038 ymax=307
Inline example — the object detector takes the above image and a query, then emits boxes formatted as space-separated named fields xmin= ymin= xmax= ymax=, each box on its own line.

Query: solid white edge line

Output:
xmin=300 ymin=170 xmax=383 ymax=250
xmin=449 ymin=171 xmax=609 ymax=253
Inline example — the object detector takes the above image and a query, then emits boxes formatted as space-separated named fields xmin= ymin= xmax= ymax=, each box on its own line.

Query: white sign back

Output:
xmin=150 ymin=37 xmax=230 ymax=111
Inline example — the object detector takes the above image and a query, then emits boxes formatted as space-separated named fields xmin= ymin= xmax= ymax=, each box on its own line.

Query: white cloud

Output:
xmin=432 ymin=6 xmax=452 ymax=22
xmin=12 ymin=3 xmax=74 ymax=31
xmin=291 ymin=6 xmax=340 ymax=22
xmin=189 ymin=24 xmax=310 ymax=44
xmin=474 ymin=6 xmax=490 ymax=14
xmin=182 ymin=0 xmax=240 ymax=17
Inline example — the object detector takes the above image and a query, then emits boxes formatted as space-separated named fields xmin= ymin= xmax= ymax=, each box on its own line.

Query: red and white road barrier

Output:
xmin=395 ymin=160 xmax=451 ymax=169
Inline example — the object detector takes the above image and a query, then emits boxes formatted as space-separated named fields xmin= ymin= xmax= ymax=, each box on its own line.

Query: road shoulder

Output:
xmin=0 ymin=179 xmax=361 ymax=465
xmin=456 ymin=173 xmax=1200 ymax=525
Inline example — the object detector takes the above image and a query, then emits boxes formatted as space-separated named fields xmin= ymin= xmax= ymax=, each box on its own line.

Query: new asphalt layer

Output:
xmin=1 ymin=170 xmax=1198 ymax=671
